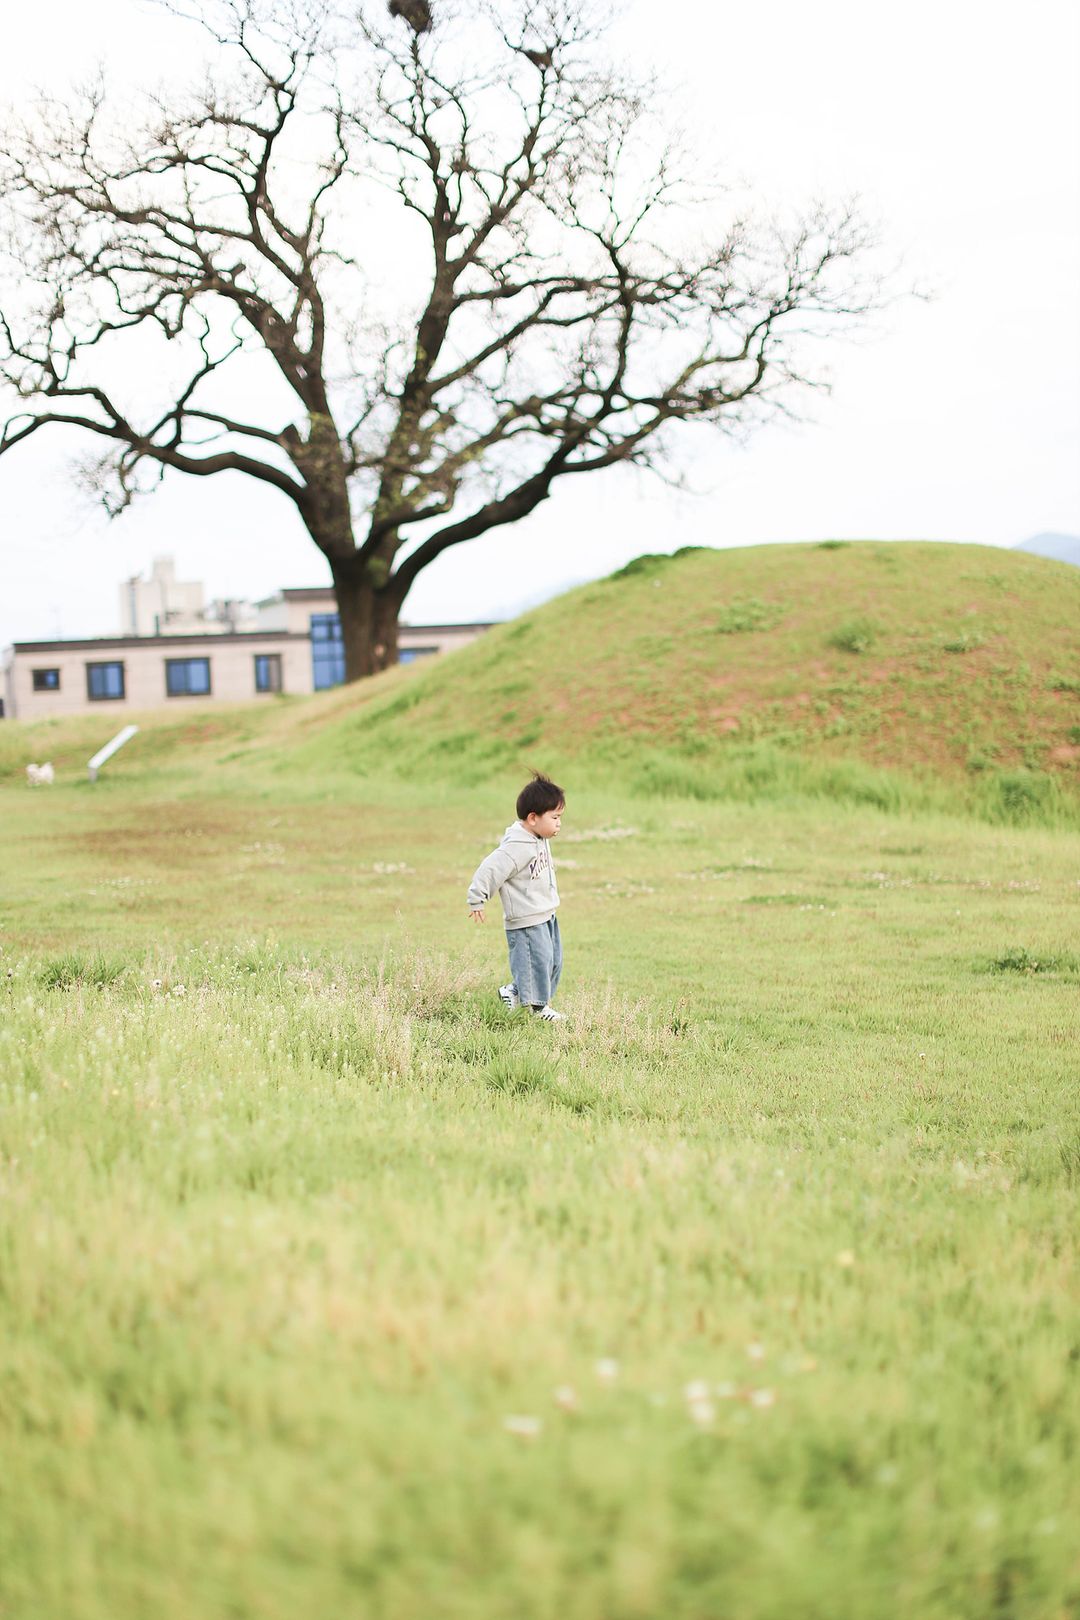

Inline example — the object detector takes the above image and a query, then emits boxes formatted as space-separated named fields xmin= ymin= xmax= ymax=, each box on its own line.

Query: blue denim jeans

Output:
xmin=506 ymin=916 xmax=562 ymax=1007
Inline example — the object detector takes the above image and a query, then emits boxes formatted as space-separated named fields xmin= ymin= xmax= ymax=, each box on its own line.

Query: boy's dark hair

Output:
xmin=516 ymin=773 xmax=565 ymax=820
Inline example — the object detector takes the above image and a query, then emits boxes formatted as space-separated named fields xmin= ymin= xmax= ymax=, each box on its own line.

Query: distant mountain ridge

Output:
xmin=1015 ymin=532 xmax=1080 ymax=567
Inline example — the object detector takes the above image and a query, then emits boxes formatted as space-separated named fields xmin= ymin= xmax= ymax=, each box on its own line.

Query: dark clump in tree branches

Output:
xmin=0 ymin=0 xmax=883 ymax=680
xmin=388 ymin=0 xmax=432 ymax=35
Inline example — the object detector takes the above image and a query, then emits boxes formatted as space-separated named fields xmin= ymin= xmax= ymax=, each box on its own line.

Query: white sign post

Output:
xmin=88 ymin=725 xmax=139 ymax=782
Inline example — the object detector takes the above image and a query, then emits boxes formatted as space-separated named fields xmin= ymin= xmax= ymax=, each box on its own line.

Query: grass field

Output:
xmin=1 ymin=542 xmax=1078 ymax=1618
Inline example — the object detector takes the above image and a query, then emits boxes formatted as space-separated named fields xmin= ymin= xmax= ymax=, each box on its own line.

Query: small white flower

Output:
xmin=595 ymin=1357 xmax=620 ymax=1383
xmin=173 ymin=984 xmax=186 ymax=997
xmin=687 ymin=1397 xmax=715 ymax=1427
xmin=746 ymin=1341 xmax=765 ymax=1363
xmin=553 ymin=1385 xmax=578 ymax=1412
xmin=503 ymin=1414 xmax=542 ymax=1440
xmin=684 ymin=1379 xmax=711 ymax=1403
xmin=749 ymin=1388 xmax=776 ymax=1409
xmin=151 ymin=979 xmax=162 ymax=990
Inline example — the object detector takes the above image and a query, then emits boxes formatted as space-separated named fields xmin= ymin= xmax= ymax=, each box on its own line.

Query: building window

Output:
xmin=32 ymin=668 xmax=61 ymax=691
xmin=310 ymin=613 xmax=345 ymax=690
xmin=165 ymin=657 xmax=211 ymax=697
xmin=254 ymin=653 xmax=283 ymax=693
xmin=399 ymin=646 xmax=438 ymax=665
xmin=86 ymin=661 xmax=125 ymax=702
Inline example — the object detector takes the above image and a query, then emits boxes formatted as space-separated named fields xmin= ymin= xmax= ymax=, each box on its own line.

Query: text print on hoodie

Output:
xmin=467 ymin=822 xmax=560 ymax=931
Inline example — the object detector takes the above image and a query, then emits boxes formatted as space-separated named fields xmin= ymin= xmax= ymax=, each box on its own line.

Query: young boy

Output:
xmin=467 ymin=774 xmax=566 ymax=1022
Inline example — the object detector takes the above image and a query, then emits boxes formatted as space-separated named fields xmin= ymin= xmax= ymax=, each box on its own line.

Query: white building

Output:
xmin=119 ymin=556 xmax=261 ymax=637
xmin=120 ymin=556 xmax=204 ymax=636
xmin=3 ymin=577 xmax=493 ymax=720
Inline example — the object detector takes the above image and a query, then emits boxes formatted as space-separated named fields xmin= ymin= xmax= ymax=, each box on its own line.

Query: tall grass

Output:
xmin=0 ymin=769 xmax=1078 ymax=1619
xmin=623 ymin=743 xmax=1080 ymax=830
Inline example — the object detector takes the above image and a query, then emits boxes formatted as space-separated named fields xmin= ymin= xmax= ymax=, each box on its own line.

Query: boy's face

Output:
xmin=526 ymin=804 xmax=563 ymax=839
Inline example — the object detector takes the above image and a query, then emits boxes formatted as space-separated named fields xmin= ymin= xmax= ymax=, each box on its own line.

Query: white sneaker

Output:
xmin=532 ymin=1004 xmax=565 ymax=1022
xmin=498 ymin=984 xmax=521 ymax=1011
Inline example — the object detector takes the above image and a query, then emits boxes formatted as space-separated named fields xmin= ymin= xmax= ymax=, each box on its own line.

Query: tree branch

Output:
xmin=0 ymin=0 xmax=885 ymax=680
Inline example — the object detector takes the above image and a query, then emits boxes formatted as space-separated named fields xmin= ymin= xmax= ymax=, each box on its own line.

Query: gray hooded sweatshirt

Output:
xmin=467 ymin=822 xmax=560 ymax=931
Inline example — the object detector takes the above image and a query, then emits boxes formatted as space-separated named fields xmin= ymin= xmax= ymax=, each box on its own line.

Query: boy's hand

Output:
xmin=469 ymin=908 xmax=486 ymax=923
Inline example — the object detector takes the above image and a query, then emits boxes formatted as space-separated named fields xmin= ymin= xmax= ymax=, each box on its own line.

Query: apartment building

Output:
xmin=3 ymin=568 xmax=493 ymax=721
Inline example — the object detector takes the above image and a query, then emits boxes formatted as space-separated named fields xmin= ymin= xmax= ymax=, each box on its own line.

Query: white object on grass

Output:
xmin=26 ymin=762 xmax=55 ymax=785
xmin=88 ymin=725 xmax=139 ymax=781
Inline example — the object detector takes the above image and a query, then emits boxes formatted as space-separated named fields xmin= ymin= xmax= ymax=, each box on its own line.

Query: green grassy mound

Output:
xmin=4 ymin=541 xmax=1078 ymax=824
xmin=297 ymin=541 xmax=1080 ymax=823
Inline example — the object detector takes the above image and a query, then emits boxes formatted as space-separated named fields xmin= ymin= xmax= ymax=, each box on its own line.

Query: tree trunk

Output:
xmin=296 ymin=422 xmax=402 ymax=682
xmin=329 ymin=553 xmax=402 ymax=680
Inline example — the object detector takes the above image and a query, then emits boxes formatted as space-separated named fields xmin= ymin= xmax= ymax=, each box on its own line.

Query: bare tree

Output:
xmin=0 ymin=0 xmax=879 ymax=678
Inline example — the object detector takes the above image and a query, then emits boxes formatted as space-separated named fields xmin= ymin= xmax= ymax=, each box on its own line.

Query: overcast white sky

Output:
xmin=1 ymin=0 xmax=1078 ymax=647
